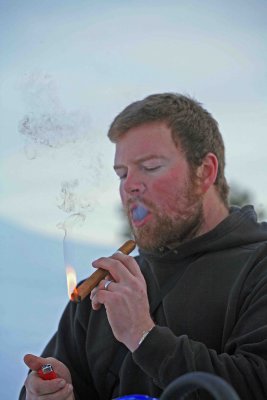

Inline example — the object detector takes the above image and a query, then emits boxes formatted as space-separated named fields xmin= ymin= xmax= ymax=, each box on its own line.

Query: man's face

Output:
xmin=114 ymin=122 xmax=204 ymax=251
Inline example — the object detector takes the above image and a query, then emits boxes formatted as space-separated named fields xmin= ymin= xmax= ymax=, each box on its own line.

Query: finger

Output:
xmin=92 ymin=257 xmax=127 ymax=282
xmin=41 ymin=383 xmax=73 ymax=400
xmin=91 ymin=279 xmax=118 ymax=306
xmin=98 ymin=278 xmax=118 ymax=292
xmin=91 ymin=298 xmax=102 ymax=310
xmin=90 ymin=275 xmax=111 ymax=300
xmin=91 ymin=289 xmax=118 ymax=310
xmin=92 ymin=256 xmax=141 ymax=283
xmin=90 ymin=286 xmax=98 ymax=299
xmin=90 ymin=278 xmax=116 ymax=310
xmin=91 ymin=297 xmax=102 ymax=311
xmin=24 ymin=353 xmax=49 ymax=371
xmin=25 ymin=370 xmax=67 ymax=397
xmin=111 ymin=252 xmax=143 ymax=278
xmin=90 ymin=282 xmax=103 ymax=310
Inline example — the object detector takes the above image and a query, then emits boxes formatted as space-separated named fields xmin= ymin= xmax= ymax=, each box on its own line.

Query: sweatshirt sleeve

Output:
xmin=132 ymin=258 xmax=267 ymax=400
xmin=19 ymin=299 xmax=99 ymax=400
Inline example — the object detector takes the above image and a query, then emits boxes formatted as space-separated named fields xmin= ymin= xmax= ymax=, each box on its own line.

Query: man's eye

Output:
xmin=143 ymin=166 xmax=161 ymax=172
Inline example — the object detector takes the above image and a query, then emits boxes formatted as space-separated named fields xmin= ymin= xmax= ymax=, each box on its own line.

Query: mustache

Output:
xmin=125 ymin=198 xmax=155 ymax=212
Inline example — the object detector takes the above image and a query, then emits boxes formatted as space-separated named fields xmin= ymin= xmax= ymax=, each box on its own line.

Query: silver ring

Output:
xmin=104 ymin=280 xmax=114 ymax=291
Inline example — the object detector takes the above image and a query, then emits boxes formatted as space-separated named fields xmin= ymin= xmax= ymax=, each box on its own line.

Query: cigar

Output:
xmin=70 ymin=239 xmax=136 ymax=303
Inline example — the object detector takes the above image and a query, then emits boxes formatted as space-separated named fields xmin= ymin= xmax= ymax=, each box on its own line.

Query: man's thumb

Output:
xmin=23 ymin=354 xmax=46 ymax=371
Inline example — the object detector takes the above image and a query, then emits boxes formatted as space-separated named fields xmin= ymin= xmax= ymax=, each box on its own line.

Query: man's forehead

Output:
xmin=113 ymin=122 xmax=182 ymax=166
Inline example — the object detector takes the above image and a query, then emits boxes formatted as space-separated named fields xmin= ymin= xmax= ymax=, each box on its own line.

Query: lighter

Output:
xmin=37 ymin=364 xmax=57 ymax=380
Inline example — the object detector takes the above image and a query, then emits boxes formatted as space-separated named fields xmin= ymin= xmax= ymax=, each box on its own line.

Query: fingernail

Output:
xmin=58 ymin=379 xmax=66 ymax=388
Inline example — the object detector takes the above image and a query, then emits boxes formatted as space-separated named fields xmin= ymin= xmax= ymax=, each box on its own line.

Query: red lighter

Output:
xmin=37 ymin=364 xmax=57 ymax=380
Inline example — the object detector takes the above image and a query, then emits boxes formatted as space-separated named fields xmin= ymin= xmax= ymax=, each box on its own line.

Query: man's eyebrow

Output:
xmin=114 ymin=155 xmax=166 ymax=170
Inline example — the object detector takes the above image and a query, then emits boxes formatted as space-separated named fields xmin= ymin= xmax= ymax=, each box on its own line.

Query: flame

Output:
xmin=66 ymin=266 xmax=77 ymax=299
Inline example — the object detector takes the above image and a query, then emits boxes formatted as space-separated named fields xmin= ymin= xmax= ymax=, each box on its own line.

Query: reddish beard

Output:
xmin=125 ymin=185 xmax=204 ymax=252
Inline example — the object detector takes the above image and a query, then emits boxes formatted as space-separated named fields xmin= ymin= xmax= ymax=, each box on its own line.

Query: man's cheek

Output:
xmin=152 ymin=171 xmax=178 ymax=191
xmin=152 ymin=180 xmax=175 ymax=202
xmin=152 ymin=187 xmax=180 ymax=216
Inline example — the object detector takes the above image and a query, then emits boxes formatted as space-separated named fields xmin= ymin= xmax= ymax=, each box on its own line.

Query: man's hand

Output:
xmin=23 ymin=354 xmax=74 ymax=400
xmin=90 ymin=252 xmax=155 ymax=352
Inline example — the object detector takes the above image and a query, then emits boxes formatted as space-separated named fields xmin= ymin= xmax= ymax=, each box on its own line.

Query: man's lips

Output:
xmin=131 ymin=204 xmax=149 ymax=222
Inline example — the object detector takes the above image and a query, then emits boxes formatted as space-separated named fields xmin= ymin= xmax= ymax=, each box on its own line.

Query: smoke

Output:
xmin=20 ymin=72 xmax=60 ymax=114
xmin=57 ymin=212 xmax=87 ymax=273
xmin=57 ymin=178 xmax=94 ymax=216
xmin=18 ymin=110 xmax=90 ymax=150
xmin=57 ymin=212 xmax=87 ymax=232
xmin=18 ymin=71 xmax=91 ymax=158
xmin=18 ymin=71 xmax=107 ymax=245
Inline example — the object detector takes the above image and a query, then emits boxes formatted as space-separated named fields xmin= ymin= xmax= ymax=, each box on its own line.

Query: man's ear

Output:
xmin=196 ymin=153 xmax=218 ymax=193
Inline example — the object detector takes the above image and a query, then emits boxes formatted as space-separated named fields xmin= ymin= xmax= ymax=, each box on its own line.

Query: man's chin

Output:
xmin=131 ymin=227 xmax=160 ymax=252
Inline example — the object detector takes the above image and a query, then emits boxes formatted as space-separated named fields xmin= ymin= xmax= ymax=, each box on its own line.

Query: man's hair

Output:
xmin=108 ymin=92 xmax=229 ymax=206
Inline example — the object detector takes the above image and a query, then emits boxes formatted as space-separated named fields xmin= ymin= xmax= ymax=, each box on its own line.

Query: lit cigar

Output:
xmin=70 ymin=240 xmax=136 ymax=303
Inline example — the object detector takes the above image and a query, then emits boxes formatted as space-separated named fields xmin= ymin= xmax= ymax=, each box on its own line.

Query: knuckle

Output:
xmin=91 ymin=293 xmax=98 ymax=305
xmin=92 ymin=257 xmax=106 ymax=267
xmin=112 ymin=252 xmax=128 ymax=259
xmin=97 ymin=256 xmax=107 ymax=262
xmin=121 ymin=285 xmax=131 ymax=296
xmin=34 ymin=384 xmax=43 ymax=395
xmin=130 ymin=277 xmax=142 ymax=291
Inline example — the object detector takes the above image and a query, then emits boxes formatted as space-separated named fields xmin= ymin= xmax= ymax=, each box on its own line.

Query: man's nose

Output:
xmin=122 ymin=174 xmax=145 ymax=194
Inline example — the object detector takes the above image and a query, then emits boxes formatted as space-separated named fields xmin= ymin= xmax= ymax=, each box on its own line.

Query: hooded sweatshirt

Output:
xmin=19 ymin=206 xmax=267 ymax=399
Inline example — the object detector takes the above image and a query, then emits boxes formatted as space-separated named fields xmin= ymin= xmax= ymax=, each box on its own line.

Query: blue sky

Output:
xmin=1 ymin=0 xmax=267 ymax=245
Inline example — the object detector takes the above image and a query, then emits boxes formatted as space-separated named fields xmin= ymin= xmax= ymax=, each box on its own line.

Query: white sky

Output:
xmin=1 ymin=0 xmax=267 ymax=245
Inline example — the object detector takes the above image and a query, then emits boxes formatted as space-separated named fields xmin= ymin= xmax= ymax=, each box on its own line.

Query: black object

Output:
xmin=160 ymin=372 xmax=240 ymax=400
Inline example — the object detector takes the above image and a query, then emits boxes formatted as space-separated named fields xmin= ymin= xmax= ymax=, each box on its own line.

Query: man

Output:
xmin=20 ymin=93 xmax=267 ymax=399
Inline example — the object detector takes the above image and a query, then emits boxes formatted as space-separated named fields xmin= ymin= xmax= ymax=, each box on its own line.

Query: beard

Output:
xmin=125 ymin=180 xmax=204 ymax=252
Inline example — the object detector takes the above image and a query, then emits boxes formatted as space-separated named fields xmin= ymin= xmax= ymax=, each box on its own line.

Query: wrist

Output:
xmin=138 ymin=326 xmax=154 ymax=347
xmin=129 ymin=324 xmax=155 ymax=352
